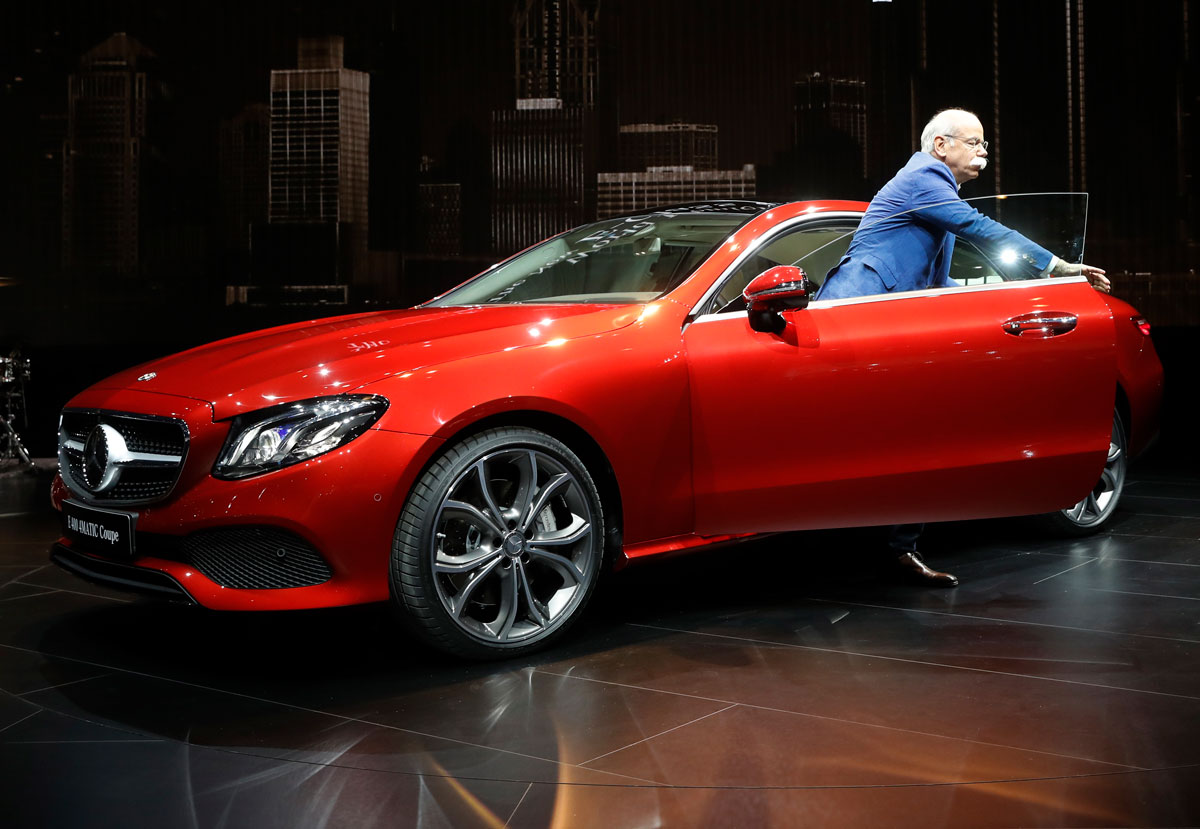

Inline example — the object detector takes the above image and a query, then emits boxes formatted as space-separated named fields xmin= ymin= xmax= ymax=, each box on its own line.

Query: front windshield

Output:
xmin=428 ymin=209 xmax=760 ymax=306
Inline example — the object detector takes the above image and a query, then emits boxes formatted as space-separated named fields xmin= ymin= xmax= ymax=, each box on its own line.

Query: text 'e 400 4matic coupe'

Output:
xmin=51 ymin=196 xmax=1163 ymax=658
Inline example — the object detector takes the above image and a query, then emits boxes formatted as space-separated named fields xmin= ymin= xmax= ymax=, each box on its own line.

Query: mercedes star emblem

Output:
xmin=81 ymin=424 xmax=127 ymax=493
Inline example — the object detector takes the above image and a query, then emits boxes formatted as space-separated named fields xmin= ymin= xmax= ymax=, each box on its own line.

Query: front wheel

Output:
xmin=390 ymin=427 xmax=605 ymax=659
xmin=1039 ymin=409 xmax=1127 ymax=536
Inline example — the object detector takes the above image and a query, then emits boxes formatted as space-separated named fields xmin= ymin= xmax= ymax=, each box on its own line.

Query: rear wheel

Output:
xmin=1039 ymin=409 xmax=1127 ymax=536
xmin=390 ymin=427 xmax=605 ymax=659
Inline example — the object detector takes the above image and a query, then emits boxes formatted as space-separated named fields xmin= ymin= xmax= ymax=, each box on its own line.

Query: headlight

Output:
xmin=213 ymin=395 xmax=389 ymax=480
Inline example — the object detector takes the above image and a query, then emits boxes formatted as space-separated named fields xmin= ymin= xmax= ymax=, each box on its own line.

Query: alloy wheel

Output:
xmin=429 ymin=445 xmax=599 ymax=647
xmin=1059 ymin=413 xmax=1126 ymax=529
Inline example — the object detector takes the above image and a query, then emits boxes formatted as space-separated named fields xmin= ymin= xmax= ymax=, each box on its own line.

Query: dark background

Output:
xmin=0 ymin=0 xmax=1196 ymax=463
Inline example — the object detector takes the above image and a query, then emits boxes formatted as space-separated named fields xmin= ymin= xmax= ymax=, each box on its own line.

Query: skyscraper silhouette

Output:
xmin=618 ymin=124 xmax=719 ymax=173
xmin=263 ymin=36 xmax=369 ymax=290
xmin=218 ymin=103 xmax=269 ymax=258
xmin=600 ymin=123 xmax=756 ymax=218
xmin=62 ymin=33 xmax=155 ymax=277
xmin=492 ymin=1 xmax=600 ymax=254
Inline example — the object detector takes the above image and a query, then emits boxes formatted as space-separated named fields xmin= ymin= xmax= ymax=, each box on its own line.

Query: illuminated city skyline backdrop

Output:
xmin=0 ymin=0 xmax=1194 ymax=304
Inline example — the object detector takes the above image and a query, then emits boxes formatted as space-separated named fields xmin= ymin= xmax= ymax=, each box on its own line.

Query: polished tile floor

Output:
xmin=2 ymin=459 xmax=1198 ymax=827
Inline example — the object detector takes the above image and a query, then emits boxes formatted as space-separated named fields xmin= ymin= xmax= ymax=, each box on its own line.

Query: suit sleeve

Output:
xmin=931 ymin=235 xmax=959 ymax=289
xmin=910 ymin=170 xmax=1054 ymax=278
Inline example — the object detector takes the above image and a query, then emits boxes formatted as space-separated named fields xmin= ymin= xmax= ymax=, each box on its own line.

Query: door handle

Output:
xmin=1002 ymin=312 xmax=1078 ymax=338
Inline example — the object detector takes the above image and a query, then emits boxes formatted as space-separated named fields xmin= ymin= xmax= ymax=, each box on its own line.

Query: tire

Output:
xmin=390 ymin=427 xmax=606 ymax=659
xmin=1038 ymin=409 xmax=1127 ymax=536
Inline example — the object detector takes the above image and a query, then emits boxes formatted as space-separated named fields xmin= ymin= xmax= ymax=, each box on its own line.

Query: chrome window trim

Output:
xmin=687 ymin=274 xmax=1092 ymax=325
xmin=688 ymin=210 xmax=865 ymax=320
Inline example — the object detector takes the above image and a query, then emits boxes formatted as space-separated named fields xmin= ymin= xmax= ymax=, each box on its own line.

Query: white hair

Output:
xmin=920 ymin=109 xmax=979 ymax=153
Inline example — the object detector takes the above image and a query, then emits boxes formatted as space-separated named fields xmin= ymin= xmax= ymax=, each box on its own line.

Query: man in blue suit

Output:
xmin=818 ymin=108 xmax=1109 ymax=587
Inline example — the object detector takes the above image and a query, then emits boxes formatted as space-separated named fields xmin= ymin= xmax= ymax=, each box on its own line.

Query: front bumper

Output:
xmin=50 ymin=542 xmax=196 ymax=604
xmin=52 ymin=389 xmax=444 ymax=611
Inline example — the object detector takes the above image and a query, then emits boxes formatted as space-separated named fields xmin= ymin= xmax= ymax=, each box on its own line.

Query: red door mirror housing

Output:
xmin=743 ymin=266 xmax=812 ymax=333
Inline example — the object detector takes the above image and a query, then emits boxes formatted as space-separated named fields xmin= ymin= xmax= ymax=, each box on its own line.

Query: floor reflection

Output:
xmin=2 ymin=463 xmax=1199 ymax=826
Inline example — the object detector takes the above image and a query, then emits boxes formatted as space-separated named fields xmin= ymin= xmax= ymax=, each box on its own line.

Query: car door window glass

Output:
xmin=949 ymin=239 xmax=1005 ymax=285
xmin=709 ymin=221 xmax=859 ymax=314
xmin=796 ymin=192 xmax=1089 ymax=299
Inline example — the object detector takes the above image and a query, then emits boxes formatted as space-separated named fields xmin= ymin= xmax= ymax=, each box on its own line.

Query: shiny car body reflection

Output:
xmin=50 ymin=198 xmax=1163 ymax=658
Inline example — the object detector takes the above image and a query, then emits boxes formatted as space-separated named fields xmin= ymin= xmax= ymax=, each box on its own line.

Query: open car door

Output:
xmin=684 ymin=193 xmax=1117 ymax=536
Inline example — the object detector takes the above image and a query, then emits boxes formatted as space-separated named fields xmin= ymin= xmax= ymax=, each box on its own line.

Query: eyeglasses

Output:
xmin=942 ymin=135 xmax=988 ymax=151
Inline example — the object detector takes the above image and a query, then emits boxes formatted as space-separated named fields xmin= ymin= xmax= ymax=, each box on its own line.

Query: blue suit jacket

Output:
xmin=817 ymin=153 xmax=1054 ymax=300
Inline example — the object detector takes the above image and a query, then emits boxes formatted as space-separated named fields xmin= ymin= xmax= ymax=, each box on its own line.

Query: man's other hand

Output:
xmin=1052 ymin=260 xmax=1110 ymax=293
xmin=1081 ymin=264 xmax=1110 ymax=293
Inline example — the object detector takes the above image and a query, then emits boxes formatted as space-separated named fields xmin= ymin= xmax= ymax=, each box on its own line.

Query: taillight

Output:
xmin=1131 ymin=316 xmax=1151 ymax=336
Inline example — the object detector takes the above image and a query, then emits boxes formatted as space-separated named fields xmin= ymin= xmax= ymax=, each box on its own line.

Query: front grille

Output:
xmin=59 ymin=409 xmax=188 ymax=505
xmin=176 ymin=527 xmax=333 ymax=589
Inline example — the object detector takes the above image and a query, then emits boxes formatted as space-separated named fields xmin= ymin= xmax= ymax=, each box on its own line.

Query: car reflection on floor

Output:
xmin=2 ymin=460 xmax=1199 ymax=827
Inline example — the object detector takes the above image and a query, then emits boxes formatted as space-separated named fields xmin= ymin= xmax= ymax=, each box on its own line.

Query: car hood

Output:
xmin=92 ymin=304 xmax=644 ymax=420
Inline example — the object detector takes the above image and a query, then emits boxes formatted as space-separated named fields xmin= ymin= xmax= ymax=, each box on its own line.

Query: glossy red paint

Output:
xmin=1103 ymin=296 xmax=1164 ymax=457
xmin=687 ymin=278 xmax=1117 ymax=534
xmin=99 ymin=304 xmax=646 ymax=421
xmin=49 ymin=198 xmax=1163 ymax=624
xmin=621 ymin=531 xmax=761 ymax=562
xmin=743 ymin=265 xmax=811 ymax=311
xmin=53 ymin=299 xmax=701 ymax=608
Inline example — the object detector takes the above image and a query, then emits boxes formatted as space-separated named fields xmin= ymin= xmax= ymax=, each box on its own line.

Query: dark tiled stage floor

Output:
xmin=2 ymin=460 xmax=1198 ymax=827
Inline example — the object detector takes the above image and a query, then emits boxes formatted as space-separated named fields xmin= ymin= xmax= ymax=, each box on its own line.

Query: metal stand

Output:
xmin=0 ymin=412 xmax=33 ymax=467
xmin=0 ymin=353 xmax=35 ymax=469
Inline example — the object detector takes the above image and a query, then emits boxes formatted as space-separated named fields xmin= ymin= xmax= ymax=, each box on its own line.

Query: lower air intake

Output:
xmin=180 ymin=527 xmax=332 ymax=589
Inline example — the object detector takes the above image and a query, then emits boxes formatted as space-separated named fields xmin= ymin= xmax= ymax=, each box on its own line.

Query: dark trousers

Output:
xmin=887 ymin=523 xmax=924 ymax=553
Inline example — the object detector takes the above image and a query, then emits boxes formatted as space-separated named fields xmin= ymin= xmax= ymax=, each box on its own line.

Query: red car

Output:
xmin=51 ymin=196 xmax=1163 ymax=657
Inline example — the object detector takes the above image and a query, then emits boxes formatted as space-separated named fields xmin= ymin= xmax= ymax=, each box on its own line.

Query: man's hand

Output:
xmin=1051 ymin=260 xmax=1110 ymax=293
xmin=1081 ymin=264 xmax=1110 ymax=293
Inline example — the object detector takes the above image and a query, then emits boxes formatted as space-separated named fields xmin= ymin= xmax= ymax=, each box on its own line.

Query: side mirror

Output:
xmin=743 ymin=266 xmax=812 ymax=333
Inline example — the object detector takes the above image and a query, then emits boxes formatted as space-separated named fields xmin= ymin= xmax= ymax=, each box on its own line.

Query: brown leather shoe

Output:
xmin=893 ymin=552 xmax=959 ymax=587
